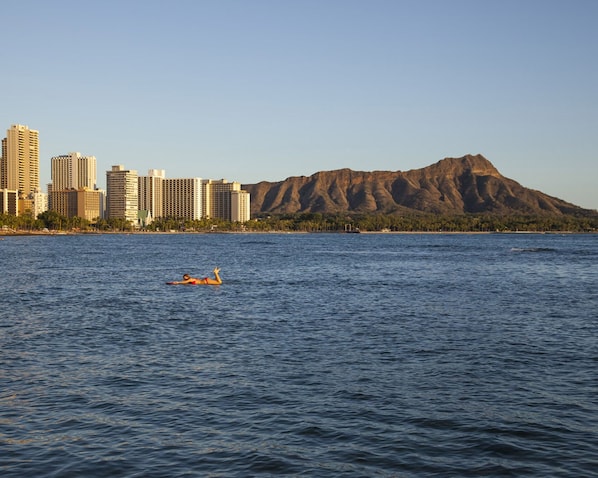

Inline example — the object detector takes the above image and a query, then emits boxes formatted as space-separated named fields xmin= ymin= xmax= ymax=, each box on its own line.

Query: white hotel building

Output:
xmin=138 ymin=169 xmax=166 ymax=222
xmin=136 ymin=170 xmax=250 ymax=224
xmin=231 ymin=189 xmax=251 ymax=223
xmin=51 ymin=152 xmax=97 ymax=190
xmin=106 ymin=165 xmax=138 ymax=224
xmin=163 ymin=177 xmax=202 ymax=220
xmin=202 ymin=179 xmax=250 ymax=222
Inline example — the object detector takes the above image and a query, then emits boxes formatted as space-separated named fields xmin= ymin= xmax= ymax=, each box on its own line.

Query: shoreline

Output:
xmin=0 ymin=229 xmax=589 ymax=237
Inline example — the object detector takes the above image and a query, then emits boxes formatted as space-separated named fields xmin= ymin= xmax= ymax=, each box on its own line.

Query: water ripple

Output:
xmin=1 ymin=233 xmax=596 ymax=476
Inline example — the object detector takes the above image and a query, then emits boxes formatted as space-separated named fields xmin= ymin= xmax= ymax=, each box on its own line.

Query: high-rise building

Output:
xmin=163 ymin=178 xmax=202 ymax=220
xmin=201 ymin=179 xmax=251 ymax=221
xmin=106 ymin=165 xmax=138 ymax=224
xmin=32 ymin=189 xmax=48 ymax=218
xmin=0 ymin=189 xmax=18 ymax=215
xmin=0 ymin=124 xmax=40 ymax=198
xmin=138 ymin=169 xmax=165 ymax=223
xmin=51 ymin=189 xmax=102 ymax=221
xmin=231 ymin=190 xmax=251 ymax=222
xmin=51 ymin=152 xmax=97 ymax=190
xmin=202 ymin=179 xmax=239 ymax=220
xmin=49 ymin=152 xmax=98 ymax=220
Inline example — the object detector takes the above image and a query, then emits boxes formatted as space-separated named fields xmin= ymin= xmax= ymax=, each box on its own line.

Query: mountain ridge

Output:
xmin=243 ymin=154 xmax=590 ymax=216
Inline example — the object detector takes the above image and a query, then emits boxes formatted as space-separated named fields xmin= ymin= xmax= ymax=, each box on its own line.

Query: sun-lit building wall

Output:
xmin=138 ymin=169 xmax=165 ymax=221
xmin=231 ymin=190 xmax=250 ymax=222
xmin=202 ymin=179 xmax=242 ymax=221
xmin=1 ymin=124 xmax=39 ymax=198
xmin=106 ymin=165 xmax=138 ymax=223
xmin=0 ymin=189 xmax=18 ymax=215
xmin=52 ymin=152 xmax=97 ymax=191
xmin=163 ymin=178 xmax=202 ymax=220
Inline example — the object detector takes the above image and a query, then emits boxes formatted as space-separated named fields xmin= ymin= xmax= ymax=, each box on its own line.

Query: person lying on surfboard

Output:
xmin=167 ymin=268 xmax=222 ymax=285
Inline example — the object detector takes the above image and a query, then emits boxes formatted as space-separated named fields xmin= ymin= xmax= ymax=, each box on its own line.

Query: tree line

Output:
xmin=1 ymin=210 xmax=597 ymax=233
xmin=250 ymin=212 xmax=598 ymax=233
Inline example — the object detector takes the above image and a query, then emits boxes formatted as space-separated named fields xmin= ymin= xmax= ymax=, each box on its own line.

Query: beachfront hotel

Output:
xmin=138 ymin=171 xmax=204 ymax=223
xmin=0 ymin=124 xmax=40 ymax=197
xmin=163 ymin=177 xmax=202 ymax=221
xmin=138 ymin=169 xmax=165 ymax=223
xmin=49 ymin=152 xmax=104 ymax=221
xmin=202 ymin=179 xmax=250 ymax=222
xmin=50 ymin=188 xmax=103 ymax=222
xmin=0 ymin=124 xmax=46 ymax=215
xmin=51 ymin=152 xmax=97 ymax=190
xmin=231 ymin=189 xmax=251 ymax=223
xmin=106 ymin=165 xmax=138 ymax=224
xmin=137 ymin=171 xmax=250 ymax=224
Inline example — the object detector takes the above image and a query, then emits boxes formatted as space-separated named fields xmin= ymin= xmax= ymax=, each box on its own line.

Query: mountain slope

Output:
xmin=243 ymin=154 xmax=586 ymax=215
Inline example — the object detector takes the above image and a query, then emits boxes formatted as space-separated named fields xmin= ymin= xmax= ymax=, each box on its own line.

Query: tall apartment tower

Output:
xmin=106 ymin=165 xmax=138 ymax=223
xmin=138 ymin=169 xmax=165 ymax=221
xmin=50 ymin=152 xmax=100 ymax=220
xmin=0 ymin=124 xmax=40 ymax=197
xmin=51 ymin=152 xmax=97 ymax=190
xmin=202 ymin=179 xmax=241 ymax=220
xmin=163 ymin=178 xmax=202 ymax=220
xmin=231 ymin=190 xmax=251 ymax=222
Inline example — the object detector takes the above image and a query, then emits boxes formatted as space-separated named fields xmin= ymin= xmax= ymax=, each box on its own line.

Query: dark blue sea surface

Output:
xmin=1 ymin=232 xmax=597 ymax=477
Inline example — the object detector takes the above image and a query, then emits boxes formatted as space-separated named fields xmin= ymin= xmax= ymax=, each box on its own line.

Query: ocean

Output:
xmin=1 ymin=232 xmax=596 ymax=477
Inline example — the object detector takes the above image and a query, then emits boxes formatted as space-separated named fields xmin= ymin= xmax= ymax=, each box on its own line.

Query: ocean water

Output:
xmin=1 ymin=232 xmax=596 ymax=477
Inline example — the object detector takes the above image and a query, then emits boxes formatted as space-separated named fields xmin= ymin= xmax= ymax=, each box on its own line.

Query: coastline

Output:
xmin=0 ymin=229 xmax=586 ymax=237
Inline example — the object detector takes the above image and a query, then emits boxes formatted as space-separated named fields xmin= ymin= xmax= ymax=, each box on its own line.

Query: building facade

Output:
xmin=0 ymin=189 xmax=18 ymax=215
xmin=231 ymin=190 xmax=251 ymax=222
xmin=106 ymin=165 xmax=138 ymax=223
xmin=51 ymin=152 xmax=97 ymax=190
xmin=49 ymin=152 xmax=99 ymax=219
xmin=202 ymin=179 xmax=251 ymax=222
xmin=0 ymin=124 xmax=40 ymax=198
xmin=163 ymin=178 xmax=202 ymax=220
xmin=50 ymin=188 xmax=102 ymax=221
xmin=32 ymin=189 xmax=48 ymax=218
xmin=202 ymin=179 xmax=249 ymax=221
xmin=138 ymin=169 xmax=165 ymax=223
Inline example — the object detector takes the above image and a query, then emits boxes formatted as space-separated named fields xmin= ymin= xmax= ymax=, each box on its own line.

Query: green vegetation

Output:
xmin=247 ymin=212 xmax=598 ymax=233
xmin=1 ymin=211 xmax=597 ymax=234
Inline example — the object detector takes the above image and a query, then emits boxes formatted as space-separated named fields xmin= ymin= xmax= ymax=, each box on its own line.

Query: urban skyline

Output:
xmin=1 ymin=123 xmax=250 ymax=223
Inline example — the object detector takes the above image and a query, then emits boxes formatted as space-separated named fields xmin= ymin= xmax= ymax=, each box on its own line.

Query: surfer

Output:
xmin=168 ymin=268 xmax=222 ymax=285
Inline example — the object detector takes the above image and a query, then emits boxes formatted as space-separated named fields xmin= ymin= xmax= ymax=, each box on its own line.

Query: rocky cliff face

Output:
xmin=243 ymin=154 xmax=584 ymax=215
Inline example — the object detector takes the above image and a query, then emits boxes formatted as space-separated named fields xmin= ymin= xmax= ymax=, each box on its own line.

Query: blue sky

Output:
xmin=2 ymin=0 xmax=596 ymax=209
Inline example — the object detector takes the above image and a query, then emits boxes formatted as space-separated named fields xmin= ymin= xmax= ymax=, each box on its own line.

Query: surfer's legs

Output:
xmin=212 ymin=267 xmax=222 ymax=284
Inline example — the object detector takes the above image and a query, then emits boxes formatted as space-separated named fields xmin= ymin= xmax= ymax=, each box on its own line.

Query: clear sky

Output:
xmin=2 ymin=0 xmax=596 ymax=209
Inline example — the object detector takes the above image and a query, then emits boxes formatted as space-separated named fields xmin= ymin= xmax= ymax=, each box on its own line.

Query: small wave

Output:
xmin=510 ymin=247 xmax=556 ymax=253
